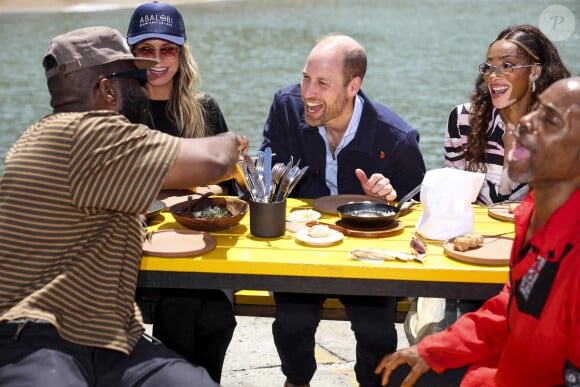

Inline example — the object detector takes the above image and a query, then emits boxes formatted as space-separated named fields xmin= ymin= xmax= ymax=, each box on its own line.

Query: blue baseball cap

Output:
xmin=127 ymin=1 xmax=186 ymax=46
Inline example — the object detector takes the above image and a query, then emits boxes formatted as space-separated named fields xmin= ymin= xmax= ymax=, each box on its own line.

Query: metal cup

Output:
xmin=249 ymin=199 xmax=287 ymax=238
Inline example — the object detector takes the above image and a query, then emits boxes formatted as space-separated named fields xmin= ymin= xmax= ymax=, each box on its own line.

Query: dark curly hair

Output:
xmin=465 ymin=24 xmax=570 ymax=172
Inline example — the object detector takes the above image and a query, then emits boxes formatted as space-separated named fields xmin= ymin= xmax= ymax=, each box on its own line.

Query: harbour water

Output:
xmin=1 ymin=0 xmax=578 ymax=172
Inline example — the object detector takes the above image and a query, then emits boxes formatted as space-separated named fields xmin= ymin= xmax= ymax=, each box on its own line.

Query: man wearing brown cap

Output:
xmin=0 ymin=26 xmax=247 ymax=386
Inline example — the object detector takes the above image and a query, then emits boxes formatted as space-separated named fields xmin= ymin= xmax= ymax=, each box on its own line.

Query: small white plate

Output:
xmin=295 ymin=228 xmax=344 ymax=246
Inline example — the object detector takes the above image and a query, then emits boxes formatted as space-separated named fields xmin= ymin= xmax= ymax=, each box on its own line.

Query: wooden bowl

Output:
xmin=170 ymin=197 xmax=249 ymax=231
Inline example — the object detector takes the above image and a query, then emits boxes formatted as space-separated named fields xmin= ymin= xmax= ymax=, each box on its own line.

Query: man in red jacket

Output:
xmin=375 ymin=76 xmax=580 ymax=387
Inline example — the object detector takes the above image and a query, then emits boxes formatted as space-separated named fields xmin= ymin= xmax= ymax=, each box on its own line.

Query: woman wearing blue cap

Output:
xmin=127 ymin=2 xmax=236 ymax=383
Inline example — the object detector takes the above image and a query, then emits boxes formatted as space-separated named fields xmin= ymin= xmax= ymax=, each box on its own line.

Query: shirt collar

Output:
xmin=317 ymin=94 xmax=364 ymax=153
xmin=513 ymin=189 xmax=580 ymax=266
xmin=346 ymin=94 xmax=364 ymax=138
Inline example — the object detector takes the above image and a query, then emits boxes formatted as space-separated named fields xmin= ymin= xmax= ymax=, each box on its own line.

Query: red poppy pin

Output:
xmin=379 ymin=151 xmax=385 ymax=159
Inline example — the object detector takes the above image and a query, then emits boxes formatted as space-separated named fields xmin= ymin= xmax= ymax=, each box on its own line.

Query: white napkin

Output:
xmin=415 ymin=168 xmax=485 ymax=240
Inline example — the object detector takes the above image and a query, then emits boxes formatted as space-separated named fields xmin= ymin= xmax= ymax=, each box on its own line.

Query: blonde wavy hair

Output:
xmin=165 ymin=44 xmax=208 ymax=138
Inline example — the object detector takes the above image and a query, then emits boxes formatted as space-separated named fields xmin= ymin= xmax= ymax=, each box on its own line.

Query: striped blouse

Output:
xmin=444 ymin=103 xmax=530 ymax=205
xmin=0 ymin=111 xmax=180 ymax=354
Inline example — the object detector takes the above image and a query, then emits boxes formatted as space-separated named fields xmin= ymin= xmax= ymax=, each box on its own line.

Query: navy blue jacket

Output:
xmin=260 ymin=84 xmax=426 ymax=199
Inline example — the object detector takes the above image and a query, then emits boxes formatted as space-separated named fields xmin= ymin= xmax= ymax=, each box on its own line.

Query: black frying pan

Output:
xmin=336 ymin=183 xmax=422 ymax=228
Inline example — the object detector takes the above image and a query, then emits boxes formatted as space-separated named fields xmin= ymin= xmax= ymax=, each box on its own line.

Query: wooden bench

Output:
xmin=234 ymin=290 xmax=410 ymax=323
xmin=138 ymin=290 xmax=409 ymax=324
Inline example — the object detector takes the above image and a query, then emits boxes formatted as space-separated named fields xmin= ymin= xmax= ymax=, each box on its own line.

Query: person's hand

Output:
xmin=374 ymin=345 xmax=431 ymax=387
xmin=355 ymin=168 xmax=397 ymax=201
xmin=194 ymin=185 xmax=224 ymax=195
xmin=236 ymin=134 xmax=249 ymax=155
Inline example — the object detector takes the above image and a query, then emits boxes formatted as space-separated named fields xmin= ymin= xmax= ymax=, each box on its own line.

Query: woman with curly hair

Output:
xmin=127 ymin=2 xmax=236 ymax=383
xmin=407 ymin=25 xmax=571 ymax=347
xmin=444 ymin=24 xmax=570 ymax=204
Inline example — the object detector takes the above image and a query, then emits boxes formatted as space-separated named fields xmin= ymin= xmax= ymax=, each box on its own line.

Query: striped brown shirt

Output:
xmin=0 ymin=111 xmax=180 ymax=354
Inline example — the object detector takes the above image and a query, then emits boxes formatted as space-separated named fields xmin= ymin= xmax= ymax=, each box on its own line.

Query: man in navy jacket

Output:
xmin=260 ymin=34 xmax=426 ymax=387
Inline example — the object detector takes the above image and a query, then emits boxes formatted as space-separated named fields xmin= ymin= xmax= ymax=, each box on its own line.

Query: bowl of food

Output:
xmin=170 ymin=196 xmax=249 ymax=231
xmin=288 ymin=209 xmax=322 ymax=223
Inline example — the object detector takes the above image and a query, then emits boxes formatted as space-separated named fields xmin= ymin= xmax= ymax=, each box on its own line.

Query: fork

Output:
xmin=274 ymin=166 xmax=300 ymax=202
xmin=270 ymin=162 xmax=287 ymax=201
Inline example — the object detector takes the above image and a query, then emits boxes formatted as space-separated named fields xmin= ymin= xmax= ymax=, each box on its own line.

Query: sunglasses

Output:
xmin=478 ymin=62 xmax=539 ymax=77
xmin=95 ymin=69 xmax=148 ymax=89
xmin=133 ymin=46 xmax=181 ymax=60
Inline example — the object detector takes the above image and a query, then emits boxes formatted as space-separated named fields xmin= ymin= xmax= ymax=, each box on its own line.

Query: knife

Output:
xmin=243 ymin=154 xmax=266 ymax=201
xmin=264 ymin=147 xmax=272 ymax=200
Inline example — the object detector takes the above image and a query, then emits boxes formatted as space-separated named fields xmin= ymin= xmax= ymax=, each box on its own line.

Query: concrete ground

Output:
xmin=145 ymin=317 xmax=408 ymax=386
xmin=221 ymin=317 xmax=409 ymax=386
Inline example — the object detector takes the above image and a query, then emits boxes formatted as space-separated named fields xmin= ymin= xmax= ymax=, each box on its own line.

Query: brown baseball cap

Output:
xmin=44 ymin=26 xmax=157 ymax=79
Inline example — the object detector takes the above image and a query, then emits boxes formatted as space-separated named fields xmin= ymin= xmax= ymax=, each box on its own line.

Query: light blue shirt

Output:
xmin=318 ymin=95 xmax=364 ymax=195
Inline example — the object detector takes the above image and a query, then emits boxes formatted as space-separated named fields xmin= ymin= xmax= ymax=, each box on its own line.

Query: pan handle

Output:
xmin=395 ymin=183 xmax=422 ymax=212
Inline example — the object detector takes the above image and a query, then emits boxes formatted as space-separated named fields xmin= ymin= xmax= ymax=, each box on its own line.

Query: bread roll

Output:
xmin=308 ymin=224 xmax=332 ymax=238
xmin=453 ymin=233 xmax=484 ymax=252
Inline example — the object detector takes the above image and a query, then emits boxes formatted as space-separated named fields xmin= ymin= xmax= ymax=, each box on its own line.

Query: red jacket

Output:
xmin=418 ymin=190 xmax=580 ymax=386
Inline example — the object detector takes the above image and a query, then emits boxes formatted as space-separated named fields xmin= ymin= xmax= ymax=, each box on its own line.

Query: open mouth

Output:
xmin=489 ymin=84 xmax=509 ymax=98
xmin=508 ymin=141 xmax=531 ymax=163
xmin=148 ymin=67 xmax=169 ymax=76
xmin=305 ymin=101 xmax=323 ymax=115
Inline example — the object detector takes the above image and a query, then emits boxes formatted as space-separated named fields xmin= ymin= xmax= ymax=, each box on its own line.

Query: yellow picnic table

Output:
xmin=139 ymin=197 xmax=513 ymax=300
